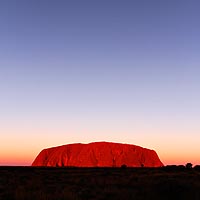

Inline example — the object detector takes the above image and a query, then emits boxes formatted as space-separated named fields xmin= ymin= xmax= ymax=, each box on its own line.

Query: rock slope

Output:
xmin=32 ymin=142 xmax=163 ymax=167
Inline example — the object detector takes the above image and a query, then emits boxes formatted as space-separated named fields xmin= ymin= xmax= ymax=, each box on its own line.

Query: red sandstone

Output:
xmin=32 ymin=142 xmax=163 ymax=167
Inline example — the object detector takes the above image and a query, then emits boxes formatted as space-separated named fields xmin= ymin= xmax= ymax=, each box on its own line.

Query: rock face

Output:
xmin=32 ymin=142 xmax=163 ymax=167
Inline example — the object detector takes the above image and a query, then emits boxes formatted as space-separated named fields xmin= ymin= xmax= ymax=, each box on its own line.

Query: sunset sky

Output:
xmin=1 ymin=0 xmax=200 ymax=166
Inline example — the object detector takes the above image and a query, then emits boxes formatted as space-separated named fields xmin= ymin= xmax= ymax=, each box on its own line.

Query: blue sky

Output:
xmin=0 ymin=0 xmax=200 ymax=165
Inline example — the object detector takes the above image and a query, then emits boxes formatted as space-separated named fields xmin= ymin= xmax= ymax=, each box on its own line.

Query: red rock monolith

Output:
xmin=32 ymin=142 xmax=163 ymax=167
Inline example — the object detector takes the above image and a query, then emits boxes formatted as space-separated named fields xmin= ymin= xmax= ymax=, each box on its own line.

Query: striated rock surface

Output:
xmin=32 ymin=142 xmax=163 ymax=167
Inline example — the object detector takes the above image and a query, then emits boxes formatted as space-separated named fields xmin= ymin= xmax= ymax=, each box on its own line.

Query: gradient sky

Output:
xmin=0 ymin=0 xmax=200 ymax=166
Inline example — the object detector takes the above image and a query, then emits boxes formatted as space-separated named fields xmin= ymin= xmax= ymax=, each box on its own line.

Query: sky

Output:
xmin=0 ymin=0 xmax=200 ymax=166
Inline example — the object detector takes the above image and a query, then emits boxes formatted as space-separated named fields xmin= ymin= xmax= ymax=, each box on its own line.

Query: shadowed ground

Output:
xmin=0 ymin=166 xmax=200 ymax=200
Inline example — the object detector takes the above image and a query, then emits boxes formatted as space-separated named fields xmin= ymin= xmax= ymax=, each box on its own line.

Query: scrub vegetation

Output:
xmin=1 ymin=166 xmax=200 ymax=200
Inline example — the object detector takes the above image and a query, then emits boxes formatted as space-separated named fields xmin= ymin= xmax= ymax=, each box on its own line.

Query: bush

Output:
xmin=186 ymin=163 xmax=192 ymax=169
xmin=121 ymin=164 xmax=127 ymax=169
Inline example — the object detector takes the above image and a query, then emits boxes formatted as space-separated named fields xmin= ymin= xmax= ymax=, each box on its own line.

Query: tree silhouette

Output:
xmin=186 ymin=163 xmax=192 ymax=169
xmin=121 ymin=164 xmax=127 ymax=169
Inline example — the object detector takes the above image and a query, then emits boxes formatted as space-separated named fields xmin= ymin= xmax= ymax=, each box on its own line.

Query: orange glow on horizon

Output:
xmin=0 ymin=154 xmax=34 ymax=166
xmin=1 ymin=127 xmax=200 ymax=166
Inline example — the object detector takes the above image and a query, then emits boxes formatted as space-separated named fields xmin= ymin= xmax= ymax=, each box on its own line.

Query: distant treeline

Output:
xmin=160 ymin=163 xmax=200 ymax=170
